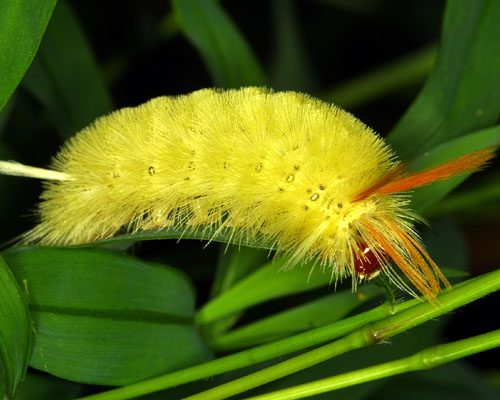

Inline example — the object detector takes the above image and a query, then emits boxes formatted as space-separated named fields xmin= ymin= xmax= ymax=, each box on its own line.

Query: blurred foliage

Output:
xmin=0 ymin=0 xmax=499 ymax=399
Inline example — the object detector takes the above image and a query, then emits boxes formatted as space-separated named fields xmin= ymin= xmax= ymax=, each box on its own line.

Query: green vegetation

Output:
xmin=1 ymin=1 xmax=499 ymax=399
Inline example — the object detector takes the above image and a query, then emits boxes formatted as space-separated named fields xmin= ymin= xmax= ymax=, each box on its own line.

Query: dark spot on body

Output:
xmin=319 ymin=185 xmax=325 ymax=191
xmin=148 ymin=166 xmax=155 ymax=175
xmin=304 ymin=205 xmax=309 ymax=210
xmin=337 ymin=203 xmax=343 ymax=208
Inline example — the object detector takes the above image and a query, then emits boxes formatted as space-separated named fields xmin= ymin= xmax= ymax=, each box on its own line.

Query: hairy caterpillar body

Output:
xmin=0 ymin=88 xmax=495 ymax=301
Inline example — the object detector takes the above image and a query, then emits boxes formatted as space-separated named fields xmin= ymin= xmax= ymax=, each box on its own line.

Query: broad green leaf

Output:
xmin=408 ymin=125 xmax=500 ymax=213
xmin=13 ymin=372 xmax=82 ymax=400
xmin=427 ymin=170 xmax=500 ymax=218
xmin=387 ymin=0 xmax=500 ymax=159
xmin=22 ymin=1 xmax=112 ymax=136
xmin=172 ymin=0 xmax=267 ymax=87
xmin=2 ymin=247 xmax=210 ymax=386
xmin=211 ymin=285 xmax=381 ymax=351
xmin=196 ymin=257 xmax=332 ymax=325
xmin=28 ymin=312 xmax=208 ymax=386
xmin=0 ymin=255 xmax=31 ymax=399
xmin=0 ymin=0 xmax=57 ymax=112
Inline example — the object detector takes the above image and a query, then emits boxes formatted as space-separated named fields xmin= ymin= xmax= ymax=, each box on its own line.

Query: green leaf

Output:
xmin=205 ymin=246 xmax=270 ymax=337
xmin=21 ymin=1 xmax=112 ymax=136
xmin=0 ymin=0 xmax=57 ymax=112
xmin=426 ymin=170 xmax=500 ymax=218
xmin=2 ymin=247 xmax=210 ymax=386
xmin=211 ymin=245 xmax=269 ymax=299
xmin=172 ymin=0 xmax=267 ymax=88
xmin=269 ymin=0 xmax=316 ymax=92
xmin=211 ymin=285 xmax=382 ymax=351
xmin=408 ymin=125 xmax=500 ymax=213
xmin=13 ymin=372 xmax=82 ymax=400
xmin=196 ymin=257 xmax=332 ymax=325
xmin=387 ymin=0 xmax=500 ymax=159
xmin=79 ymin=225 xmax=276 ymax=252
xmin=0 ymin=255 xmax=31 ymax=399
xmin=29 ymin=312 xmax=210 ymax=386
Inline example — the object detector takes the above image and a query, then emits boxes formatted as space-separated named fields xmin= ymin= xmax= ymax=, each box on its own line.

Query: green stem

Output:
xmin=76 ymin=269 xmax=500 ymax=400
xmin=209 ymin=285 xmax=382 ymax=351
xmin=76 ymin=300 xmax=414 ymax=400
xmin=321 ymin=44 xmax=437 ymax=108
xmin=246 ymin=329 xmax=500 ymax=400
xmin=185 ymin=326 xmax=374 ymax=400
xmin=182 ymin=268 xmax=500 ymax=400
xmin=371 ymin=274 xmax=396 ymax=309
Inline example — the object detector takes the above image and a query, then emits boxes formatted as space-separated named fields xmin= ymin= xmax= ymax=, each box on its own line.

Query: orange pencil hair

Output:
xmin=378 ymin=146 xmax=496 ymax=195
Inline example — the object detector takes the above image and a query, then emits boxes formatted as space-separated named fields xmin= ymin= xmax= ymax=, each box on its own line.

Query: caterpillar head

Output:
xmin=287 ymin=147 xmax=495 ymax=302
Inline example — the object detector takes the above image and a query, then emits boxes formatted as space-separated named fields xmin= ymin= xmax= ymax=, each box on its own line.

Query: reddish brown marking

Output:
xmin=352 ymin=146 xmax=496 ymax=202
xmin=378 ymin=146 xmax=496 ymax=195
xmin=353 ymin=243 xmax=385 ymax=278
xmin=352 ymin=163 xmax=407 ymax=202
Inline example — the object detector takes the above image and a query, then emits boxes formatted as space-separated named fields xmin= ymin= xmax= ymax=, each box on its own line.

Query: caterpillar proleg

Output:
xmin=0 ymin=88 xmax=495 ymax=301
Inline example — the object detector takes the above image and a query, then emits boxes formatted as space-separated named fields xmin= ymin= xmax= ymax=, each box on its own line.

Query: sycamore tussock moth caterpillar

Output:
xmin=0 ymin=88 xmax=495 ymax=301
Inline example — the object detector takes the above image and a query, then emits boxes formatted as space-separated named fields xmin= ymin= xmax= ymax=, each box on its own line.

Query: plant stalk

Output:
xmin=182 ymin=268 xmax=500 ymax=400
xmin=246 ymin=329 xmax=500 ymax=400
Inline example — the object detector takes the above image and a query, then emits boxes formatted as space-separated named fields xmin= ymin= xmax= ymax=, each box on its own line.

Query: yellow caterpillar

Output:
xmin=0 ymin=88 xmax=494 ymax=301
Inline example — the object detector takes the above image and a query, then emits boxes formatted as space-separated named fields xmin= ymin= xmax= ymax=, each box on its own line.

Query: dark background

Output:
xmin=1 ymin=1 xmax=499 ymax=397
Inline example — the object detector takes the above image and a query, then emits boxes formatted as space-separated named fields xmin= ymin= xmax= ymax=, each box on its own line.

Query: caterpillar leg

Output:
xmin=187 ymin=199 xmax=223 ymax=226
xmin=371 ymin=274 xmax=396 ymax=311
xmin=142 ymin=215 xmax=175 ymax=230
